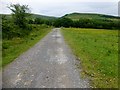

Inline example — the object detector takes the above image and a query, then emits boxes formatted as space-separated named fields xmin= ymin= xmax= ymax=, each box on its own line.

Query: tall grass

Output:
xmin=61 ymin=28 xmax=118 ymax=88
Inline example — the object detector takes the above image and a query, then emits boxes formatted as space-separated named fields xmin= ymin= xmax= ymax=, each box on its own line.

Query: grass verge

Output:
xmin=61 ymin=28 xmax=118 ymax=88
xmin=2 ymin=24 xmax=52 ymax=67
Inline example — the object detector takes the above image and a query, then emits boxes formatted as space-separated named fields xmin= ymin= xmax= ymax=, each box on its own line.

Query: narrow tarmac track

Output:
xmin=2 ymin=28 xmax=89 ymax=88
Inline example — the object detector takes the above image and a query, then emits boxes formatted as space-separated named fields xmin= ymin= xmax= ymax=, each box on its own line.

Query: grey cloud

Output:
xmin=36 ymin=2 xmax=118 ymax=16
xmin=0 ymin=1 xmax=118 ymax=16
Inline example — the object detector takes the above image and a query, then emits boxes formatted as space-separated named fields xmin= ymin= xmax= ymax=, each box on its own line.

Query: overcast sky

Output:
xmin=0 ymin=0 xmax=119 ymax=17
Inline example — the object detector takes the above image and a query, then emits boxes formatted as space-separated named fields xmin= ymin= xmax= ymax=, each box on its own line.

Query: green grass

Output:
xmin=2 ymin=24 xmax=52 ymax=67
xmin=61 ymin=28 xmax=118 ymax=88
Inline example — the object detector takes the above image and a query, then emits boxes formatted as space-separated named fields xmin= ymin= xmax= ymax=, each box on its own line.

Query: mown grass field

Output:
xmin=61 ymin=28 xmax=118 ymax=88
xmin=2 ymin=25 xmax=52 ymax=67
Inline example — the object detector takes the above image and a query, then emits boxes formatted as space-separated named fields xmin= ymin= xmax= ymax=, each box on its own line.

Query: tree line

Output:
xmin=29 ymin=17 xmax=120 ymax=30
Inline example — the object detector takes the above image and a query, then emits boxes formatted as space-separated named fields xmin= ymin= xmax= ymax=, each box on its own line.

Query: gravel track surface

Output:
xmin=2 ymin=28 xmax=89 ymax=88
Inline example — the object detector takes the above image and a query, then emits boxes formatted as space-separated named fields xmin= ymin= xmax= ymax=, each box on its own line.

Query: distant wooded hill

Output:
xmin=63 ymin=13 xmax=120 ymax=20
xmin=1 ymin=12 xmax=120 ymax=20
xmin=1 ymin=12 xmax=120 ymax=29
xmin=1 ymin=13 xmax=57 ymax=20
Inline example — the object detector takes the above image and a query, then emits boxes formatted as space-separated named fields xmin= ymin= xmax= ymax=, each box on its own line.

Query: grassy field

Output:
xmin=2 ymin=25 xmax=52 ymax=67
xmin=61 ymin=28 xmax=118 ymax=88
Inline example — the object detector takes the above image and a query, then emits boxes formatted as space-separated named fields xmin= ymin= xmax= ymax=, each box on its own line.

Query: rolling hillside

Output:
xmin=30 ymin=14 xmax=57 ymax=20
xmin=1 ymin=13 xmax=57 ymax=20
xmin=1 ymin=12 xmax=119 ymax=21
xmin=63 ymin=13 xmax=120 ymax=20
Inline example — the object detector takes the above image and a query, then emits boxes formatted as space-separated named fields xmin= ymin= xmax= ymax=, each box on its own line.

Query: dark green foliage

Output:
xmin=2 ymin=4 xmax=32 ymax=39
xmin=2 ymin=15 xmax=32 ymax=39
xmin=53 ymin=17 xmax=120 ymax=29
xmin=2 ymin=15 xmax=13 ymax=39
xmin=28 ymin=19 xmax=34 ymax=24
xmin=53 ymin=17 xmax=73 ymax=27
xmin=34 ymin=18 xmax=44 ymax=24
xmin=73 ymin=18 xmax=120 ymax=29
xmin=44 ymin=19 xmax=53 ymax=26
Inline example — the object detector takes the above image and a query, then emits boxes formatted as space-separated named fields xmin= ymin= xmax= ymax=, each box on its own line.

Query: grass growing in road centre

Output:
xmin=2 ymin=25 xmax=52 ymax=67
xmin=61 ymin=28 xmax=118 ymax=88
